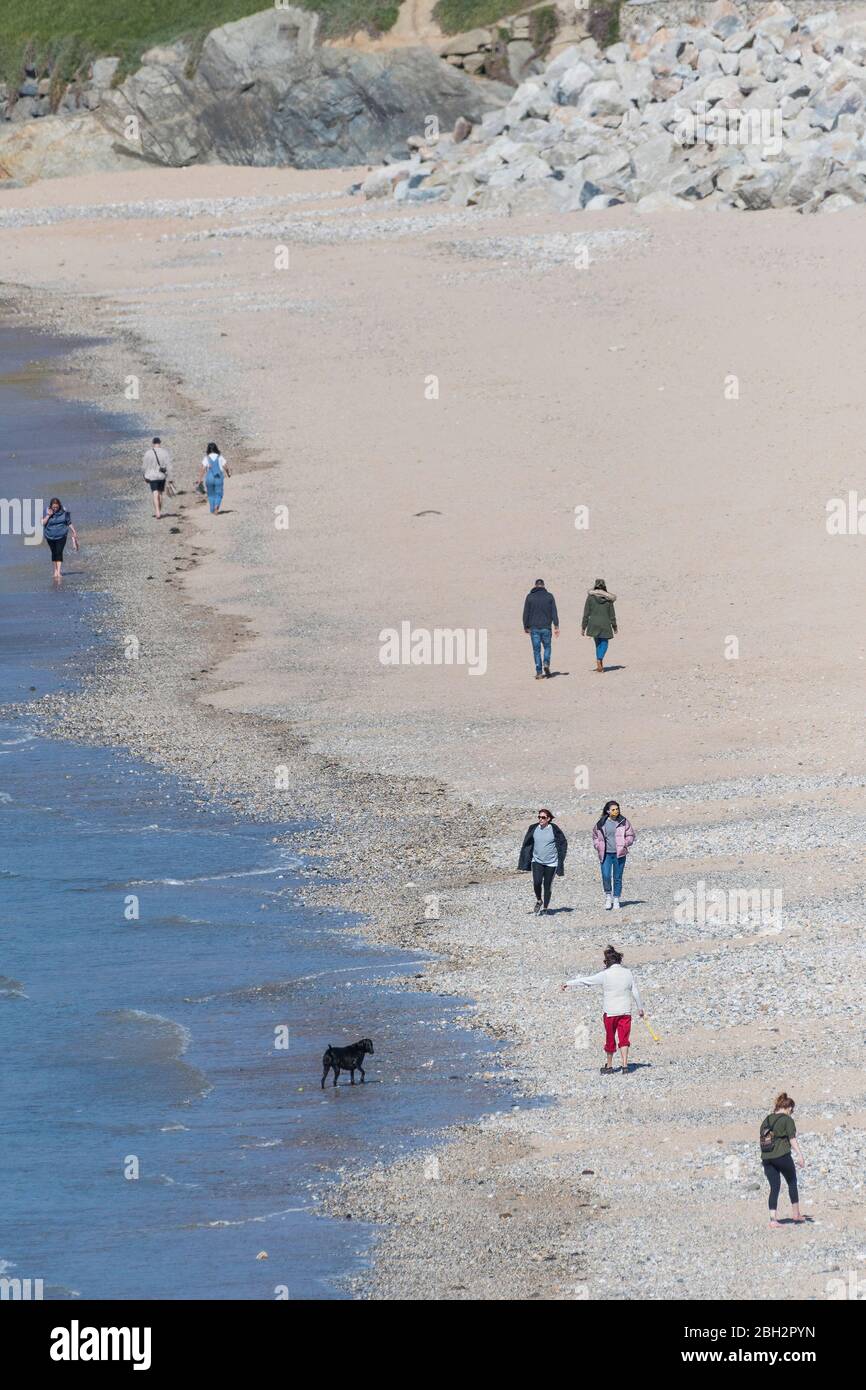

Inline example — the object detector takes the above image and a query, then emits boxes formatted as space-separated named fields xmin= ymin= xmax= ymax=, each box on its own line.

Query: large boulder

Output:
xmin=99 ymin=9 xmax=509 ymax=170
xmin=197 ymin=6 xmax=319 ymax=92
xmin=0 ymin=111 xmax=125 ymax=182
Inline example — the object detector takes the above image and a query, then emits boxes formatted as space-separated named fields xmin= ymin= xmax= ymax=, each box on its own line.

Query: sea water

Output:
xmin=0 ymin=324 xmax=503 ymax=1300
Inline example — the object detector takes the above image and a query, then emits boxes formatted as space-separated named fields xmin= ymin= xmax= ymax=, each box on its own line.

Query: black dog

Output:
xmin=321 ymin=1038 xmax=374 ymax=1089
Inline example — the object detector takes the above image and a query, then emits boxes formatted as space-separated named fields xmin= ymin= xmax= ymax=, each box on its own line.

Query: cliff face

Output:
xmin=0 ymin=8 xmax=510 ymax=184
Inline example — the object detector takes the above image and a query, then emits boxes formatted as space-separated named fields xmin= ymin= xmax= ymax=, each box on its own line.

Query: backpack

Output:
xmin=759 ymin=1115 xmax=779 ymax=1153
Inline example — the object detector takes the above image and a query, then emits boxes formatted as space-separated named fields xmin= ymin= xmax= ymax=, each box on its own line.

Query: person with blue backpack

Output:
xmin=197 ymin=443 xmax=231 ymax=514
xmin=41 ymin=497 xmax=79 ymax=580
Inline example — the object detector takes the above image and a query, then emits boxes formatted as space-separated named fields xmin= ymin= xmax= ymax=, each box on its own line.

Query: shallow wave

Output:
xmin=184 ymin=960 xmax=421 ymax=1005
xmin=129 ymin=864 xmax=300 ymax=887
xmin=184 ymin=1204 xmax=313 ymax=1230
xmin=101 ymin=1008 xmax=193 ymax=1058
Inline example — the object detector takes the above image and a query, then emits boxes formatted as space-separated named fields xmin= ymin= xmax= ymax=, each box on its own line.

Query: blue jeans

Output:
xmin=601 ymin=852 xmax=624 ymax=897
xmin=595 ymin=637 xmax=609 ymax=662
xmin=206 ymin=475 xmax=224 ymax=512
xmin=530 ymin=627 xmax=552 ymax=674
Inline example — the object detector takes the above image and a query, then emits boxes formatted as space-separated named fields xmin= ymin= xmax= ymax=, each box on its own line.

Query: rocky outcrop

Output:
xmin=437 ymin=6 xmax=584 ymax=83
xmin=0 ymin=113 xmax=121 ymax=184
xmin=0 ymin=6 xmax=509 ymax=183
xmin=439 ymin=15 xmax=544 ymax=82
xmin=97 ymin=8 xmax=509 ymax=170
xmin=363 ymin=1 xmax=866 ymax=212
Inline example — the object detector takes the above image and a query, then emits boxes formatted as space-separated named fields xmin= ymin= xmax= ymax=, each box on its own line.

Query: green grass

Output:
xmin=433 ymin=0 xmax=524 ymax=35
xmin=586 ymin=1 xmax=620 ymax=49
xmin=528 ymin=4 xmax=557 ymax=54
xmin=0 ymin=0 xmax=400 ymax=92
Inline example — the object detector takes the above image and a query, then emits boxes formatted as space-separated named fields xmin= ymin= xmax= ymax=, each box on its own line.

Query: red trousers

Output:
xmin=603 ymin=1013 xmax=632 ymax=1053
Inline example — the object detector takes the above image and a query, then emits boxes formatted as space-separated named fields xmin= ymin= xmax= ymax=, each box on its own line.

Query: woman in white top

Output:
xmin=196 ymin=442 xmax=231 ymax=514
xmin=562 ymin=944 xmax=644 ymax=1075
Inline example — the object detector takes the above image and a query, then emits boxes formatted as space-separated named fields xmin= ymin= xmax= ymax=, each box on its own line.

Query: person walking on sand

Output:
xmin=142 ymin=436 xmax=173 ymax=519
xmin=562 ymin=944 xmax=643 ymax=1075
xmin=197 ymin=443 xmax=231 ymax=514
xmin=760 ymin=1092 xmax=806 ymax=1230
xmin=592 ymin=799 xmax=635 ymax=911
xmin=518 ymin=808 xmax=567 ymax=915
xmin=42 ymin=498 xmax=78 ymax=581
xmin=522 ymin=578 xmax=560 ymax=680
xmin=581 ymin=578 xmax=617 ymax=672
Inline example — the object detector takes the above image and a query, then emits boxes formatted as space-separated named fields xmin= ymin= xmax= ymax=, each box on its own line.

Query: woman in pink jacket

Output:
xmin=592 ymin=800 xmax=636 ymax=911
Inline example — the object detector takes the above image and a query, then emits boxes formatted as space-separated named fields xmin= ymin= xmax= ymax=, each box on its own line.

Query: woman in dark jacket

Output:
xmin=518 ymin=809 xmax=567 ymax=915
xmin=581 ymin=578 xmax=617 ymax=672
xmin=42 ymin=498 xmax=78 ymax=581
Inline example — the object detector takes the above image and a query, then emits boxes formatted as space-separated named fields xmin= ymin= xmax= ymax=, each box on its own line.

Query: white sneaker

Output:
xmin=613 ymin=898 xmax=621 ymax=910
xmin=604 ymin=895 xmax=613 ymax=910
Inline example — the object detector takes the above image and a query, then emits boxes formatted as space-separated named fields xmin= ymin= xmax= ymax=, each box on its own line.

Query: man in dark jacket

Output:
xmin=522 ymin=578 xmax=560 ymax=679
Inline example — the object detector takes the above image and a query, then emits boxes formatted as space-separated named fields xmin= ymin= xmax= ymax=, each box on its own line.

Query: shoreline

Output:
xmin=0 ymin=296 xmax=532 ymax=1299
xmin=4 ymin=284 xmax=577 ymax=1299
xmin=3 ymin=172 xmax=866 ymax=1299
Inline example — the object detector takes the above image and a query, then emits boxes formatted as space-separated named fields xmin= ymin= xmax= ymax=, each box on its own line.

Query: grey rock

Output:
xmin=197 ymin=6 xmax=319 ymax=93
xmin=556 ymin=61 xmax=596 ymax=106
xmin=712 ymin=14 xmax=745 ymax=43
xmin=453 ymin=116 xmax=473 ymax=143
xmin=507 ymin=41 xmax=536 ymax=84
xmin=819 ymin=191 xmax=856 ymax=211
xmin=558 ymin=177 xmax=604 ymax=210
xmin=635 ymin=189 xmax=692 ymax=211
xmin=734 ymin=165 xmax=780 ymax=209
xmin=10 ymin=97 xmax=39 ymax=122
xmin=438 ymin=29 xmax=493 ymax=60
xmin=102 ymin=24 xmax=509 ymax=171
xmin=809 ymin=81 xmax=864 ymax=130
xmin=630 ymin=131 xmax=680 ymax=192
xmin=724 ymin=30 xmax=756 ymax=54
xmin=462 ymin=55 xmax=486 ymax=77
xmin=578 ymin=80 xmax=630 ymax=119
xmin=91 ymin=57 xmax=121 ymax=89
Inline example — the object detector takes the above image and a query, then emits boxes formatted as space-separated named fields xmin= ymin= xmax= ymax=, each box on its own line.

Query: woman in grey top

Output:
xmin=518 ymin=809 xmax=568 ymax=915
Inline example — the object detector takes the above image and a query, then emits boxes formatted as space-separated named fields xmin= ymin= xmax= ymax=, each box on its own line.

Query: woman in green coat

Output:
xmin=581 ymin=579 xmax=617 ymax=672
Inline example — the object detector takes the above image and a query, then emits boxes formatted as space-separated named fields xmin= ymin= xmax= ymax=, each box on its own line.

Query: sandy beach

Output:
xmin=3 ymin=164 xmax=865 ymax=1299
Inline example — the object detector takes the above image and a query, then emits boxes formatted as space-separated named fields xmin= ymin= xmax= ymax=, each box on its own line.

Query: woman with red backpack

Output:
xmin=760 ymin=1092 xmax=806 ymax=1229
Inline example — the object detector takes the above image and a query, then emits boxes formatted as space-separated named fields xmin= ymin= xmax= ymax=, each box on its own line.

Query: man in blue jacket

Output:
xmin=522 ymin=578 xmax=560 ymax=679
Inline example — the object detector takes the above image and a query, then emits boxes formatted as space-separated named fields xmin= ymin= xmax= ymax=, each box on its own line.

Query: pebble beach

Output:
xmin=3 ymin=161 xmax=865 ymax=1300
